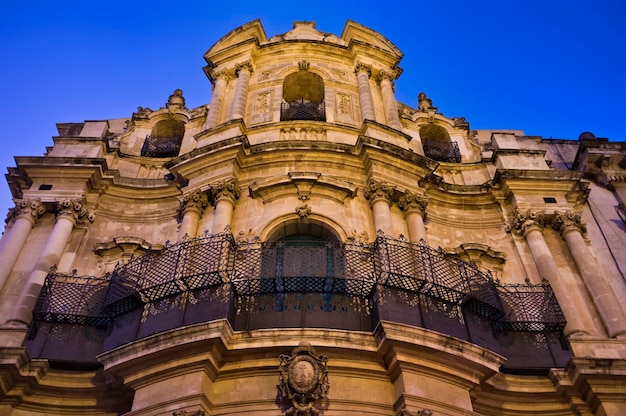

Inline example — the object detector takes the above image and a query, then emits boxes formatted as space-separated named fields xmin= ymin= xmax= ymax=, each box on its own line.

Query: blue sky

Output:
xmin=1 ymin=1 xmax=625 ymax=217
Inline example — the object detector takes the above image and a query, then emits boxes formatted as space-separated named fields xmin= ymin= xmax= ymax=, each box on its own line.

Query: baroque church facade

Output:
xmin=1 ymin=20 xmax=626 ymax=415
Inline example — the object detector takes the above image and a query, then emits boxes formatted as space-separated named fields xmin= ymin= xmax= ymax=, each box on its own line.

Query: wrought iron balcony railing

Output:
xmin=280 ymin=100 xmax=326 ymax=122
xmin=141 ymin=135 xmax=183 ymax=157
xmin=32 ymin=232 xmax=566 ymax=334
xmin=423 ymin=139 xmax=461 ymax=163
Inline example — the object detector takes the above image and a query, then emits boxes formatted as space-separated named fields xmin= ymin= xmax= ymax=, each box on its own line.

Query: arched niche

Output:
xmin=281 ymin=67 xmax=326 ymax=121
xmin=141 ymin=118 xmax=185 ymax=157
xmin=419 ymin=123 xmax=460 ymax=163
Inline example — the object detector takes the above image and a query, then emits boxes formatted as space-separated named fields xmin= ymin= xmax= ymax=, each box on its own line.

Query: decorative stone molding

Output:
xmin=235 ymin=61 xmax=253 ymax=75
xmin=278 ymin=341 xmax=329 ymax=416
xmin=179 ymin=190 xmax=210 ymax=216
xmin=211 ymin=179 xmax=240 ymax=203
xmin=552 ymin=210 xmax=587 ymax=236
xmin=298 ymin=60 xmax=310 ymax=71
xmin=56 ymin=196 xmax=95 ymax=224
xmin=354 ymin=62 xmax=372 ymax=77
xmin=506 ymin=209 xmax=544 ymax=237
xmin=6 ymin=198 xmax=46 ymax=225
xmin=295 ymin=203 xmax=311 ymax=219
xmin=364 ymin=179 xmax=393 ymax=205
xmin=398 ymin=192 xmax=428 ymax=217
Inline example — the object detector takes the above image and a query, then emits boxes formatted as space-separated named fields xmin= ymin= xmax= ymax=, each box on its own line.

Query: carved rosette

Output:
xmin=235 ymin=61 xmax=253 ymax=76
xmin=354 ymin=62 xmax=372 ymax=77
xmin=552 ymin=211 xmax=587 ymax=236
xmin=179 ymin=190 xmax=209 ymax=217
xmin=278 ymin=342 xmax=329 ymax=416
xmin=211 ymin=179 xmax=240 ymax=204
xmin=506 ymin=209 xmax=544 ymax=237
xmin=6 ymin=198 xmax=46 ymax=225
xmin=56 ymin=196 xmax=95 ymax=224
xmin=398 ymin=193 xmax=429 ymax=217
xmin=364 ymin=179 xmax=393 ymax=206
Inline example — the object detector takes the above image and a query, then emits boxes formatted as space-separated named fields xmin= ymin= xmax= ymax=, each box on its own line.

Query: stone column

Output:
xmin=177 ymin=190 xmax=210 ymax=241
xmin=204 ymin=70 xmax=230 ymax=130
xmin=230 ymin=61 xmax=253 ymax=121
xmin=354 ymin=62 xmax=376 ymax=122
xmin=210 ymin=179 xmax=240 ymax=234
xmin=509 ymin=210 xmax=588 ymax=336
xmin=553 ymin=211 xmax=626 ymax=337
xmin=398 ymin=193 xmax=429 ymax=243
xmin=364 ymin=179 xmax=394 ymax=236
xmin=0 ymin=199 xmax=46 ymax=292
xmin=378 ymin=70 xmax=402 ymax=130
xmin=8 ymin=196 xmax=92 ymax=326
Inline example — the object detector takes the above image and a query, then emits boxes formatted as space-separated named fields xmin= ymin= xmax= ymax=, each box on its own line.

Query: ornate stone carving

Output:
xmin=398 ymin=192 xmax=429 ymax=217
xmin=417 ymin=92 xmax=433 ymax=111
xmin=56 ymin=196 xmax=95 ymax=223
xmin=235 ymin=61 xmax=253 ymax=75
xmin=6 ymin=198 xmax=46 ymax=224
xmin=278 ymin=342 xmax=329 ymax=416
xmin=364 ymin=179 xmax=393 ymax=204
xmin=552 ymin=210 xmax=587 ymax=235
xmin=295 ymin=203 xmax=311 ymax=219
xmin=211 ymin=179 xmax=240 ymax=203
xmin=377 ymin=70 xmax=398 ymax=83
xmin=172 ymin=411 xmax=204 ymax=416
xmin=506 ymin=209 xmax=544 ymax=237
xmin=354 ymin=62 xmax=372 ymax=77
xmin=298 ymin=60 xmax=310 ymax=71
xmin=348 ymin=229 xmax=369 ymax=245
xmin=166 ymin=89 xmax=185 ymax=108
xmin=336 ymin=93 xmax=352 ymax=116
xmin=179 ymin=190 xmax=209 ymax=217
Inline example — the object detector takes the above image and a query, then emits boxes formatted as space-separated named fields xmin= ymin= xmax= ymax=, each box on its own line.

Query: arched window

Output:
xmin=281 ymin=69 xmax=326 ymax=121
xmin=141 ymin=119 xmax=185 ymax=157
xmin=420 ymin=124 xmax=460 ymax=163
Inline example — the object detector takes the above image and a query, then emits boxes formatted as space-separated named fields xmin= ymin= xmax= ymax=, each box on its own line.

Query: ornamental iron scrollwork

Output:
xmin=278 ymin=341 xmax=329 ymax=415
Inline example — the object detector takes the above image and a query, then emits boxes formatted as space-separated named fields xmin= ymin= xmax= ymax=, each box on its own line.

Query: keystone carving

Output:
xmin=298 ymin=60 xmax=310 ymax=71
xmin=364 ymin=179 xmax=393 ymax=205
xmin=278 ymin=342 xmax=329 ymax=416
xmin=552 ymin=211 xmax=587 ymax=235
xmin=398 ymin=192 xmax=429 ymax=217
xmin=506 ymin=209 xmax=544 ymax=237
xmin=6 ymin=198 xmax=46 ymax=225
xmin=56 ymin=196 xmax=95 ymax=223
xmin=179 ymin=190 xmax=209 ymax=217
xmin=211 ymin=179 xmax=240 ymax=203
xmin=295 ymin=203 xmax=311 ymax=219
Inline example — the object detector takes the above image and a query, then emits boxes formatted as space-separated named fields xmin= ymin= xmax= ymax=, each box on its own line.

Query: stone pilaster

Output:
xmin=552 ymin=211 xmax=626 ymax=337
xmin=204 ymin=70 xmax=230 ymax=130
xmin=377 ymin=70 xmax=402 ymax=130
xmin=0 ymin=199 xmax=46 ymax=291
xmin=210 ymin=179 xmax=240 ymax=234
xmin=177 ymin=190 xmax=210 ymax=241
xmin=8 ymin=196 xmax=94 ymax=326
xmin=398 ymin=192 xmax=428 ymax=243
xmin=354 ymin=62 xmax=376 ymax=122
xmin=230 ymin=61 xmax=253 ymax=121
xmin=364 ymin=179 xmax=394 ymax=235
xmin=508 ymin=209 xmax=588 ymax=336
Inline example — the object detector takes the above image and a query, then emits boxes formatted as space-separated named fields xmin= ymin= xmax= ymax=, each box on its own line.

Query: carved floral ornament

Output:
xmin=57 ymin=196 xmax=95 ymax=223
xmin=278 ymin=342 xmax=329 ymax=416
xmin=5 ymin=198 xmax=47 ymax=224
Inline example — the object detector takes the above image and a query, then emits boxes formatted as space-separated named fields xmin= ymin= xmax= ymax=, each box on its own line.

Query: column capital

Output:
xmin=506 ymin=209 xmax=545 ymax=237
xmin=235 ymin=61 xmax=253 ymax=76
xmin=376 ymin=69 xmax=399 ymax=83
xmin=354 ymin=62 xmax=372 ymax=77
xmin=6 ymin=198 xmax=46 ymax=225
xmin=213 ymin=69 xmax=231 ymax=82
xmin=211 ymin=178 xmax=240 ymax=204
xmin=398 ymin=192 xmax=428 ymax=217
xmin=56 ymin=196 xmax=95 ymax=224
xmin=364 ymin=179 xmax=393 ymax=205
xmin=179 ymin=190 xmax=210 ymax=217
xmin=552 ymin=210 xmax=587 ymax=236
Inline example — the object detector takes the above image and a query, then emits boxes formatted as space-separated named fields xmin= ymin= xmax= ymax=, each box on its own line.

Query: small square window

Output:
xmin=543 ymin=197 xmax=557 ymax=203
xmin=39 ymin=184 xmax=53 ymax=190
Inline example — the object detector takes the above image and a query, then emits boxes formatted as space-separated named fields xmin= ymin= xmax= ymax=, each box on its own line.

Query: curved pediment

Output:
xmin=249 ymin=172 xmax=358 ymax=204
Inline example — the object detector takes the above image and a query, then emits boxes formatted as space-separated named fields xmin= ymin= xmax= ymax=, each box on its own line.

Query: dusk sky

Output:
xmin=1 ymin=1 xmax=624 ymax=217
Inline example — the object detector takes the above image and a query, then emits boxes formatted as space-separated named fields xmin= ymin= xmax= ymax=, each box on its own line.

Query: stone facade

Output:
xmin=1 ymin=20 xmax=626 ymax=416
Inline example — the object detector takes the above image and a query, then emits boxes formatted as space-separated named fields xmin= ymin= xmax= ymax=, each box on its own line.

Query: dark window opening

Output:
xmin=141 ymin=119 xmax=185 ymax=157
xmin=543 ymin=197 xmax=557 ymax=203
xmin=281 ymin=70 xmax=325 ymax=121
xmin=39 ymin=184 xmax=53 ymax=190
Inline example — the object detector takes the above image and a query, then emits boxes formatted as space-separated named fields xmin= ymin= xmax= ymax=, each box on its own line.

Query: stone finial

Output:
xmin=354 ymin=62 xmax=372 ymax=77
xmin=506 ymin=209 xmax=544 ymax=237
xmin=417 ymin=92 xmax=433 ymax=111
xmin=363 ymin=179 xmax=393 ymax=204
xmin=56 ymin=195 xmax=95 ymax=223
xmin=167 ymin=89 xmax=185 ymax=108
xmin=211 ymin=179 xmax=240 ymax=203
xmin=6 ymin=198 xmax=46 ymax=225
xmin=398 ymin=192 xmax=429 ymax=217
xmin=552 ymin=210 xmax=587 ymax=235
xmin=179 ymin=190 xmax=209 ymax=217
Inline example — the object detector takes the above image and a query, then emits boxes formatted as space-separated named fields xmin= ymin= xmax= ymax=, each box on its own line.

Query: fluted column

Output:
xmin=553 ymin=211 xmax=626 ymax=337
xmin=177 ymin=190 xmax=209 ymax=241
xmin=364 ymin=179 xmax=394 ymax=236
xmin=210 ymin=179 xmax=240 ymax=234
xmin=204 ymin=70 xmax=230 ymax=130
xmin=354 ymin=62 xmax=376 ymax=122
xmin=0 ymin=199 xmax=46 ymax=292
xmin=8 ymin=196 xmax=93 ymax=325
xmin=398 ymin=193 xmax=429 ymax=243
xmin=509 ymin=210 xmax=588 ymax=336
xmin=378 ymin=70 xmax=402 ymax=130
xmin=230 ymin=61 xmax=253 ymax=121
